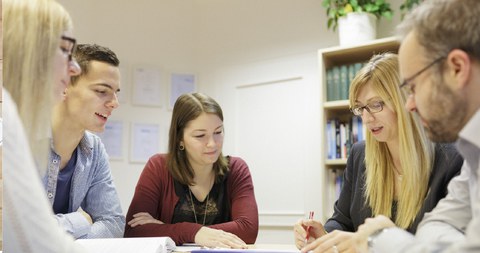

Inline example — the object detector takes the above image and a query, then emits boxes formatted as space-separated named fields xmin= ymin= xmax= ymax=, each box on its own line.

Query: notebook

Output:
xmin=76 ymin=237 xmax=176 ymax=253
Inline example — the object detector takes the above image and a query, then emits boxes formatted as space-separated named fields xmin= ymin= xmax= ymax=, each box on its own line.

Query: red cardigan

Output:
xmin=124 ymin=154 xmax=259 ymax=244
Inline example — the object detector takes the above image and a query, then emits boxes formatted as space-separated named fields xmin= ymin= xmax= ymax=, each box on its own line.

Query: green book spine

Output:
xmin=347 ymin=64 xmax=356 ymax=99
xmin=340 ymin=65 xmax=348 ymax=100
xmin=332 ymin=66 xmax=340 ymax=101
xmin=327 ymin=69 xmax=334 ymax=101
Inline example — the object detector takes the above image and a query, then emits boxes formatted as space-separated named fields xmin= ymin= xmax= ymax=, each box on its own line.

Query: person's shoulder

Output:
xmin=433 ymin=142 xmax=463 ymax=174
xmin=148 ymin=153 xmax=167 ymax=163
xmin=351 ymin=140 xmax=366 ymax=158
xmin=227 ymin=156 xmax=248 ymax=167
xmin=144 ymin=153 xmax=169 ymax=174
xmin=226 ymin=156 xmax=250 ymax=174
xmin=434 ymin=142 xmax=462 ymax=160
xmin=83 ymin=131 xmax=102 ymax=147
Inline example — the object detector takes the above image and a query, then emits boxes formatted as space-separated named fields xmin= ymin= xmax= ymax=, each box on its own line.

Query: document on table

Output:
xmin=190 ymin=249 xmax=300 ymax=253
xmin=76 ymin=237 xmax=176 ymax=253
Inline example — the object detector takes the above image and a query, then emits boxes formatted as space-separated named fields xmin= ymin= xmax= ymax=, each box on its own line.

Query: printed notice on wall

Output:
xmin=133 ymin=67 xmax=162 ymax=107
xmin=170 ymin=73 xmax=195 ymax=109
xmin=130 ymin=123 xmax=160 ymax=163
xmin=96 ymin=120 xmax=123 ymax=160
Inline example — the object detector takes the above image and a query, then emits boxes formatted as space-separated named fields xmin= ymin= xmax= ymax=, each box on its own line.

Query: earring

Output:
xmin=179 ymin=144 xmax=185 ymax=150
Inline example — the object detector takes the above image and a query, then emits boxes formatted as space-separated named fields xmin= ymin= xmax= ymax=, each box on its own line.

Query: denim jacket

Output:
xmin=43 ymin=131 xmax=125 ymax=239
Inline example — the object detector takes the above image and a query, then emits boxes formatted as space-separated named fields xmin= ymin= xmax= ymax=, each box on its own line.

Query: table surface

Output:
xmin=174 ymin=244 xmax=298 ymax=253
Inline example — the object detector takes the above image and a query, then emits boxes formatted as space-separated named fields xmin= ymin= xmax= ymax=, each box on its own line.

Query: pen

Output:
xmin=304 ymin=211 xmax=314 ymax=245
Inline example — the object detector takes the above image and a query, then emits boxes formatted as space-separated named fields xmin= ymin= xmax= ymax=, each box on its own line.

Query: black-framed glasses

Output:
xmin=60 ymin=35 xmax=76 ymax=61
xmin=351 ymin=101 xmax=385 ymax=116
xmin=399 ymin=56 xmax=445 ymax=96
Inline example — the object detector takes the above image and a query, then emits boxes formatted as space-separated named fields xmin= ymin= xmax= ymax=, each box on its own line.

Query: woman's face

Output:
xmin=355 ymin=82 xmax=399 ymax=144
xmin=181 ymin=112 xmax=224 ymax=171
xmin=53 ymin=31 xmax=81 ymax=102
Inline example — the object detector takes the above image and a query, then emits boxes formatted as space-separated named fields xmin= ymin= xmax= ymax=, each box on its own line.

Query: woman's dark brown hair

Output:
xmin=167 ymin=93 xmax=229 ymax=185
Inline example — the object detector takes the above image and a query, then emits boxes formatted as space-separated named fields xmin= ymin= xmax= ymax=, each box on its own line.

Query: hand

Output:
xmin=302 ymin=230 xmax=356 ymax=253
xmin=128 ymin=212 xmax=164 ymax=227
xmin=79 ymin=209 xmax=93 ymax=225
xmin=294 ymin=218 xmax=328 ymax=249
xmin=353 ymin=215 xmax=395 ymax=253
xmin=195 ymin=227 xmax=247 ymax=249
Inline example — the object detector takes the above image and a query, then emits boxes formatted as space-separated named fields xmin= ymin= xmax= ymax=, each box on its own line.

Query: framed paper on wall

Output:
xmin=130 ymin=122 xmax=160 ymax=163
xmin=132 ymin=67 xmax=162 ymax=107
xmin=169 ymin=73 xmax=196 ymax=109
xmin=96 ymin=120 xmax=124 ymax=160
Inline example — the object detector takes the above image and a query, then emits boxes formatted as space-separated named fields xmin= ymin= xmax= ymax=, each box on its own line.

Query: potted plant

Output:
xmin=400 ymin=0 xmax=423 ymax=18
xmin=322 ymin=0 xmax=393 ymax=46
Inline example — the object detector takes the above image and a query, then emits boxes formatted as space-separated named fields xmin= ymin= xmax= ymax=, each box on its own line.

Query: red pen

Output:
xmin=304 ymin=211 xmax=314 ymax=245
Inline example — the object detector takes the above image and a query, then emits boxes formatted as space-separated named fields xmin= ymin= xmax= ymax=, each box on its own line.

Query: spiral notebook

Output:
xmin=76 ymin=237 xmax=176 ymax=253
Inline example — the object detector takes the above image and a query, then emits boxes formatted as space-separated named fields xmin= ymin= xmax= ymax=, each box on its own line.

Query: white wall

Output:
xmin=59 ymin=0 xmax=404 ymax=244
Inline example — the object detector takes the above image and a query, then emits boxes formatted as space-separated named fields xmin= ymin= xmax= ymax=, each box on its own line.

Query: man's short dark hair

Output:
xmin=71 ymin=44 xmax=120 ymax=85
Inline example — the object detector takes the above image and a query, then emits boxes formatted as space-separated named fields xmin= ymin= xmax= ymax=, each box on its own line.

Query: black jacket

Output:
xmin=324 ymin=141 xmax=464 ymax=234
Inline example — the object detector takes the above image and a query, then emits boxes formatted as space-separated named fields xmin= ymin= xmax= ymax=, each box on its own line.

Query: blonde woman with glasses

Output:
xmin=3 ymin=0 xmax=87 ymax=252
xmin=294 ymin=53 xmax=463 ymax=253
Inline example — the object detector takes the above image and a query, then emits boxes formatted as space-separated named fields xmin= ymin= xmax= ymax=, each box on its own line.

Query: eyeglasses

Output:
xmin=351 ymin=101 xmax=385 ymax=116
xmin=399 ymin=56 xmax=445 ymax=96
xmin=60 ymin=35 xmax=77 ymax=61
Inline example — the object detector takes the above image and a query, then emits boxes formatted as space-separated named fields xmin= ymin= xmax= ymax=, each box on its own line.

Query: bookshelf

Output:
xmin=319 ymin=37 xmax=400 ymax=220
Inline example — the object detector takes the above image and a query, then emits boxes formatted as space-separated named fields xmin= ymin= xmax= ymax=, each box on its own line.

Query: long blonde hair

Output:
xmin=349 ymin=53 xmax=434 ymax=229
xmin=3 ymin=0 xmax=73 ymax=169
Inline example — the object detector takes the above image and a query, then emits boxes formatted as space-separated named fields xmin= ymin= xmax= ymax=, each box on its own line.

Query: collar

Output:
xmin=50 ymin=131 xmax=94 ymax=157
xmin=458 ymin=108 xmax=480 ymax=150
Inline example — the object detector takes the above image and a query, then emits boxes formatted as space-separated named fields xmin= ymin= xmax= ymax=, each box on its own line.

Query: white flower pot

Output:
xmin=338 ymin=12 xmax=377 ymax=46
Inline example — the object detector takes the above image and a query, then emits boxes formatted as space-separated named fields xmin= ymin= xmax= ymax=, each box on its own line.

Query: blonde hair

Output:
xmin=349 ymin=53 xmax=434 ymax=229
xmin=3 ymin=0 xmax=73 ymax=169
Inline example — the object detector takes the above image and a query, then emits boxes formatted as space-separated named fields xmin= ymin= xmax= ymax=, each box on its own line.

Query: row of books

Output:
xmin=326 ymin=62 xmax=366 ymax=101
xmin=325 ymin=168 xmax=344 ymax=217
xmin=326 ymin=116 xmax=364 ymax=160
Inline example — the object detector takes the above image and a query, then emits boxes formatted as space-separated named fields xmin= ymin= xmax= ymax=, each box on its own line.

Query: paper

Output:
xmin=130 ymin=123 xmax=160 ymax=163
xmin=96 ymin=120 xmax=123 ymax=160
xmin=190 ymin=249 xmax=299 ymax=253
xmin=133 ymin=67 xmax=162 ymax=106
xmin=170 ymin=73 xmax=195 ymax=109
xmin=76 ymin=237 xmax=176 ymax=253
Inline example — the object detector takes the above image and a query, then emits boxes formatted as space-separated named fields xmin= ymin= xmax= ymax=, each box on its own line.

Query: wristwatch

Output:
xmin=367 ymin=228 xmax=388 ymax=252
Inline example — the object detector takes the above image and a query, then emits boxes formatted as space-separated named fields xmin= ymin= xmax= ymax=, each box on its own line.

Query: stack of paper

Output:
xmin=76 ymin=237 xmax=176 ymax=253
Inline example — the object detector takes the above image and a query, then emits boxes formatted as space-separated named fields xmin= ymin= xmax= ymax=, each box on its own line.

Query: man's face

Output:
xmin=399 ymin=32 xmax=467 ymax=142
xmin=64 ymin=60 xmax=121 ymax=133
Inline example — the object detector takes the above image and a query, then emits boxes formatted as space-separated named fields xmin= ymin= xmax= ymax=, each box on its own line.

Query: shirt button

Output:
xmin=53 ymin=160 xmax=58 ymax=164
xmin=47 ymin=192 xmax=53 ymax=199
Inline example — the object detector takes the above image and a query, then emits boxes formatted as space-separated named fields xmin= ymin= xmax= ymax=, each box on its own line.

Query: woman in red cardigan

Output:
xmin=124 ymin=93 xmax=258 ymax=248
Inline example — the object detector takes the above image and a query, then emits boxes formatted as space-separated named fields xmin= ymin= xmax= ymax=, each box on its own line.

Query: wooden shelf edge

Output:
xmin=325 ymin=159 xmax=347 ymax=166
xmin=323 ymin=100 xmax=350 ymax=109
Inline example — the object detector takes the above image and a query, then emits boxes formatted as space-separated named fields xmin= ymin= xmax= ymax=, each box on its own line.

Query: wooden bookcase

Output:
xmin=318 ymin=37 xmax=400 ymax=220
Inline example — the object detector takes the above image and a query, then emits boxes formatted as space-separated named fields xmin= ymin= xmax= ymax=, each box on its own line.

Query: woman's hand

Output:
xmin=301 ymin=230 xmax=356 ymax=253
xmin=294 ymin=219 xmax=328 ymax=249
xmin=353 ymin=215 xmax=395 ymax=253
xmin=195 ymin=227 xmax=247 ymax=249
xmin=127 ymin=212 xmax=164 ymax=227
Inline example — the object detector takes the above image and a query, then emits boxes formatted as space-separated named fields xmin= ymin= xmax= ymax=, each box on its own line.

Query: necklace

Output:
xmin=188 ymin=188 xmax=209 ymax=225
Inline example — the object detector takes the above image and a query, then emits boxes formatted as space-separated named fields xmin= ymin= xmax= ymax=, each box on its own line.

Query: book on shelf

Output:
xmin=332 ymin=66 xmax=341 ymax=101
xmin=326 ymin=69 xmax=334 ymax=102
xmin=76 ymin=237 xmax=176 ymax=253
xmin=326 ymin=117 xmax=364 ymax=160
xmin=326 ymin=169 xmax=344 ymax=217
xmin=325 ymin=61 xmax=366 ymax=102
xmin=339 ymin=65 xmax=348 ymax=100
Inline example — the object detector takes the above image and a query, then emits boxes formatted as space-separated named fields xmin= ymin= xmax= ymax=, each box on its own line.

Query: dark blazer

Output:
xmin=324 ymin=141 xmax=464 ymax=234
